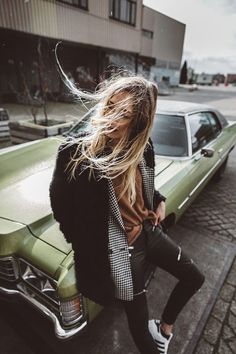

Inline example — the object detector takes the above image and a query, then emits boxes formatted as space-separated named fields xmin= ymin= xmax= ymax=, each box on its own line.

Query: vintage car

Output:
xmin=0 ymin=100 xmax=235 ymax=340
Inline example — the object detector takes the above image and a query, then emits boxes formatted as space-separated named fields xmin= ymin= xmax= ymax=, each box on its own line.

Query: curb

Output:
xmin=183 ymin=245 xmax=236 ymax=354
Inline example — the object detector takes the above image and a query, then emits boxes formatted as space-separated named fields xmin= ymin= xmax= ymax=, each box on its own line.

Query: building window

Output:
xmin=156 ymin=59 xmax=167 ymax=69
xmin=109 ymin=0 xmax=136 ymax=26
xmin=56 ymin=0 xmax=88 ymax=10
xmin=168 ymin=61 xmax=180 ymax=70
xmin=142 ymin=29 xmax=153 ymax=39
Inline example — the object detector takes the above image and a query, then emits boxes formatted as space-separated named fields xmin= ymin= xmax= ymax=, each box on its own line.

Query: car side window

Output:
xmin=216 ymin=111 xmax=228 ymax=128
xmin=204 ymin=112 xmax=222 ymax=137
xmin=189 ymin=112 xmax=215 ymax=154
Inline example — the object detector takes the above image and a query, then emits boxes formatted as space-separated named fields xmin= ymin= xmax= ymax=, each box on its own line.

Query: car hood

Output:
xmin=0 ymin=137 xmax=71 ymax=254
xmin=155 ymin=156 xmax=173 ymax=176
xmin=0 ymin=217 xmax=69 ymax=278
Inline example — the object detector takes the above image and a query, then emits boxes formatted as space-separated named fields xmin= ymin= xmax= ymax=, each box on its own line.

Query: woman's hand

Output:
xmin=154 ymin=201 xmax=166 ymax=225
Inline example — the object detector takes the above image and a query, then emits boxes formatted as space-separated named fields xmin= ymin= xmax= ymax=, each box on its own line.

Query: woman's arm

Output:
xmin=49 ymin=141 xmax=77 ymax=243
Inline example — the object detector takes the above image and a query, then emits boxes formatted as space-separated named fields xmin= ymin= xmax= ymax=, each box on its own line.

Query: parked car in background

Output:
xmin=0 ymin=100 xmax=235 ymax=340
xmin=157 ymin=81 xmax=172 ymax=96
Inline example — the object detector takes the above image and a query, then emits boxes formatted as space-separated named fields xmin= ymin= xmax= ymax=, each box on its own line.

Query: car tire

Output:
xmin=212 ymin=155 xmax=229 ymax=182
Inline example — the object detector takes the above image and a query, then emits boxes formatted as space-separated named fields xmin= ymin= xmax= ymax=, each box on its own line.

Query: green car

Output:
xmin=0 ymin=100 xmax=235 ymax=339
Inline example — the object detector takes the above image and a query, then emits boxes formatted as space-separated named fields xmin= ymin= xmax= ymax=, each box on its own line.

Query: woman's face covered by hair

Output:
xmin=103 ymin=91 xmax=134 ymax=142
xmin=62 ymin=72 xmax=158 ymax=205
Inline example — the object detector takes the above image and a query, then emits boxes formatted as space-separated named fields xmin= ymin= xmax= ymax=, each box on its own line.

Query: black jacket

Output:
xmin=49 ymin=135 xmax=166 ymax=305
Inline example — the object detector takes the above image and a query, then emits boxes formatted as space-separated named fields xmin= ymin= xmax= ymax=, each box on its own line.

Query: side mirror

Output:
xmin=201 ymin=147 xmax=215 ymax=158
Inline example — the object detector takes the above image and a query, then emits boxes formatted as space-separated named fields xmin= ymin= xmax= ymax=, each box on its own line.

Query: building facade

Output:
xmin=226 ymin=74 xmax=236 ymax=84
xmin=196 ymin=73 xmax=214 ymax=85
xmin=0 ymin=0 xmax=185 ymax=102
xmin=141 ymin=5 xmax=185 ymax=86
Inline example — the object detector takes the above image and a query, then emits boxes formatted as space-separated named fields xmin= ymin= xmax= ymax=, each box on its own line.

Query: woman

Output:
xmin=49 ymin=73 xmax=205 ymax=354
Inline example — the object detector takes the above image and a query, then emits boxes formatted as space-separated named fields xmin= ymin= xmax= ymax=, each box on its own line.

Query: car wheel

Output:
xmin=213 ymin=155 xmax=229 ymax=181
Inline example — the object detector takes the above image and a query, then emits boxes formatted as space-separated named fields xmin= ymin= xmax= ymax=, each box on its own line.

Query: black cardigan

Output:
xmin=49 ymin=136 xmax=166 ymax=305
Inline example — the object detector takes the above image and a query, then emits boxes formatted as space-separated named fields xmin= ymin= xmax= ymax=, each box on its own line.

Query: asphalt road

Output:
xmin=0 ymin=85 xmax=235 ymax=354
xmin=164 ymin=85 xmax=236 ymax=104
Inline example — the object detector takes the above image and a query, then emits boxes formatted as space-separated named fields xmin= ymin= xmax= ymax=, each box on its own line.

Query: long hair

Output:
xmin=56 ymin=48 xmax=158 ymax=206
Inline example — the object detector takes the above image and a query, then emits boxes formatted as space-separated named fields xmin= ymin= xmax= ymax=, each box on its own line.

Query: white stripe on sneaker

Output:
xmin=148 ymin=319 xmax=173 ymax=354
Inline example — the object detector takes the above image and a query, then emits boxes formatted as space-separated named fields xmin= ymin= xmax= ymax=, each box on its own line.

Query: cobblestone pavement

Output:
xmin=179 ymin=146 xmax=236 ymax=353
xmin=194 ymin=258 xmax=236 ymax=354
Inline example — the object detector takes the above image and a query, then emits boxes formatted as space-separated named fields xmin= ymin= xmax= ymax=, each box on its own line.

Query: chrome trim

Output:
xmin=178 ymin=196 xmax=190 ymax=210
xmin=60 ymin=307 xmax=83 ymax=316
xmin=61 ymin=312 xmax=83 ymax=326
xmin=184 ymin=113 xmax=192 ymax=157
xmin=18 ymin=257 xmax=57 ymax=286
xmin=18 ymin=258 xmax=59 ymax=305
xmin=0 ymin=284 xmax=87 ymax=339
xmin=0 ymin=256 xmax=19 ymax=281
xmin=0 ymin=138 xmax=45 ymax=156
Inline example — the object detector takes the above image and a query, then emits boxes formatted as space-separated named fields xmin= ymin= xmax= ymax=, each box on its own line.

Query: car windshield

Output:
xmin=65 ymin=112 xmax=188 ymax=157
xmin=64 ymin=110 xmax=93 ymax=137
xmin=151 ymin=114 xmax=188 ymax=157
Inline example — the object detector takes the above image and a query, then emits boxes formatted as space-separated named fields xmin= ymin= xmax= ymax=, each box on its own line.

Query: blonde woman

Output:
xmin=49 ymin=72 xmax=205 ymax=354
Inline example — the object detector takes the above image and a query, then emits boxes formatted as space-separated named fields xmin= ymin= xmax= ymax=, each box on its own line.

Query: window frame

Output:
xmin=203 ymin=111 xmax=222 ymax=138
xmin=109 ymin=0 xmax=137 ymax=27
xmin=187 ymin=110 xmax=222 ymax=155
xmin=56 ymin=0 xmax=88 ymax=11
xmin=142 ymin=29 xmax=154 ymax=39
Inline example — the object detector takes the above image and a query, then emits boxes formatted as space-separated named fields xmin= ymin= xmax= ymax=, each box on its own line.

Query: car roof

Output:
xmin=156 ymin=99 xmax=214 ymax=115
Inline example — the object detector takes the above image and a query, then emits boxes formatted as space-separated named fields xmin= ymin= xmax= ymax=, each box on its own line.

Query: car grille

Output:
xmin=0 ymin=256 xmax=19 ymax=281
xmin=18 ymin=258 xmax=59 ymax=306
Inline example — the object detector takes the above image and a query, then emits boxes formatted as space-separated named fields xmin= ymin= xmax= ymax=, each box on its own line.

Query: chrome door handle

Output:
xmin=194 ymin=153 xmax=201 ymax=161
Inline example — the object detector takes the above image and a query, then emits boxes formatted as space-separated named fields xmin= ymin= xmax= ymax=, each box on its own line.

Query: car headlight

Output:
xmin=60 ymin=295 xmax=84 ymax=326
xmin=0 ymin=256 xmax=19 ymax=281
xmin=18 ymin=258 xmax=59 ymax=304
xmin=17 ymin=258 xmax=85 ymax=327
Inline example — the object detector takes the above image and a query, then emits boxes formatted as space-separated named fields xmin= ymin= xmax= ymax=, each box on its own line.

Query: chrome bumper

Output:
xmin=0 ymin=283 xmax=87 ymax=340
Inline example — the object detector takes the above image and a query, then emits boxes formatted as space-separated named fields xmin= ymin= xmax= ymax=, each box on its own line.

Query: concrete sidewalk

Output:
xmin=1 ymin=101 xmax=90 ymax=123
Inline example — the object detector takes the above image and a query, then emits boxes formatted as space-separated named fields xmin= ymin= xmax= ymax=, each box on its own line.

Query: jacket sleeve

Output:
xmin=153 ymin=190 xmax=166 ymax=210
xmin=49 ymin=140 xmax=76 ymax=244
xmin=147 ymin=137 xmax=167 ymax=210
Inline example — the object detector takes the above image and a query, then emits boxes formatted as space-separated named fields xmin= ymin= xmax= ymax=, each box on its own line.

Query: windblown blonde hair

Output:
xmin=56 ymin=50 xmax=158 ymax=206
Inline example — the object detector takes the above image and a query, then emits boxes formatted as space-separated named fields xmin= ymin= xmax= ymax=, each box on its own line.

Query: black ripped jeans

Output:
xmin=120 ymin=219 xmax=205 ymax=354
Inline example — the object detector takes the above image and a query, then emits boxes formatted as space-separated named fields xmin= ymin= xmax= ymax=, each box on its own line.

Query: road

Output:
xmin=0 ymin=85 xmax=235 ymax=354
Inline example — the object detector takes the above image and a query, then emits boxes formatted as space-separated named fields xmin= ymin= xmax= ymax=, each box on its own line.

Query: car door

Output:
xmin=187 ymin=111 xmax=220 ymax=201
xmin=152 ymin=113 xmax=193 ymax=219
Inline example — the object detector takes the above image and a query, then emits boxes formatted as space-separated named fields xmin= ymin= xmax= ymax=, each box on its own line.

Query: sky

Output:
xmin=143 ymin=0 xmax=236 ymax=75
